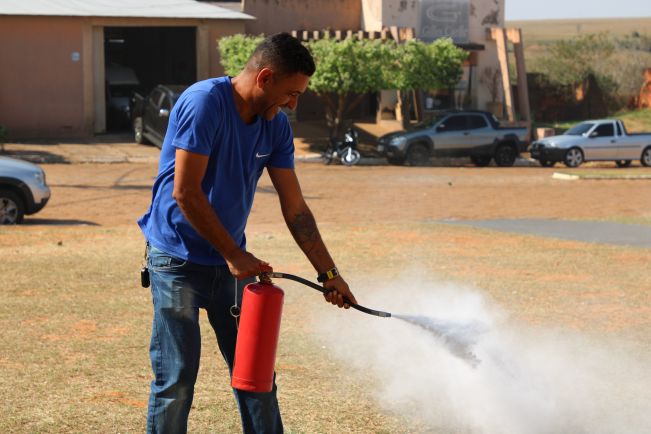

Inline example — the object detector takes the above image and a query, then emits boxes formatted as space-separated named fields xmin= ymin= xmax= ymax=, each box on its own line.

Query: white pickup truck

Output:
xmin=529 ymin=119 xmax=651 ymax=167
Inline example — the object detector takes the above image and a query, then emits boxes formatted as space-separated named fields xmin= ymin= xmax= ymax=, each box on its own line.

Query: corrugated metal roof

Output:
xmin=0 ymin=0 xmax=253 ymax=20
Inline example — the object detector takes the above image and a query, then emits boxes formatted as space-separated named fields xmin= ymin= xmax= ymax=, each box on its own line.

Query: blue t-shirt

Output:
xmin=138 ymin=76 xmax=294 ymax=265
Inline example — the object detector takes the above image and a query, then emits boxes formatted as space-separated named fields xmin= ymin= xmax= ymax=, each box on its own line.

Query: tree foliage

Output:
xmin=218 ymin=34 xmax=468 ymax=134
xmin=534 ymin=33 xmax=614 ymax=88
xmin=385 ymin=38 xmax=467 ymax=91
xmin=531 ymin=32 xmax=651 ymax=113
xmin=385 ymin=38 xmax=467 ymax=128
xmin=307 ymin=38 xmax=389 ymax=95
xmin=306 ymin=38 xmax=390 ymax=136
xmin=218 ymin=34 xmax=264 ymax=76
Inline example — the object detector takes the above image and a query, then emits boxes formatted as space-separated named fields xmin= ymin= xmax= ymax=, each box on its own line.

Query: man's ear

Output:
xmin=256 ymin=68 xmax=274 ymax=89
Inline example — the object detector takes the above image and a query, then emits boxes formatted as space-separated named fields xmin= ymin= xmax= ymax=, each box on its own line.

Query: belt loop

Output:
xmin=229 ymin=273 xmax=241 ymax=329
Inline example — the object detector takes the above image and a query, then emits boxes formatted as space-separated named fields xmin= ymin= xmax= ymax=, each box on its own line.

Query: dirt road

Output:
xmin=29 ymin=162 xmax=651 ymax=227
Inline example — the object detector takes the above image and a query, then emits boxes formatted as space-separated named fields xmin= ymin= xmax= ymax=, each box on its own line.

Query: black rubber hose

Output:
xmin=267 ymin=272 xmax=392 ymax=318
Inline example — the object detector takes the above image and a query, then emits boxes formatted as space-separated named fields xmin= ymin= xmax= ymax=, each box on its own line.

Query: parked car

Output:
xmin=530 ymin=119 xmax=651 ymax=168
xmin=106 ymin=63 xmax=141 ymax=130
xmin=376 ymin=110 xmax=529 ymax=166
xmin=0 ymin=157 xmax=51 ymax=224
xmin=131 ymin=85 xmax=188 ymax=148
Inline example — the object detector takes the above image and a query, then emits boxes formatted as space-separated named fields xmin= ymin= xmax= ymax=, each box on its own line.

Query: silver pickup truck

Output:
xmin=530 ymin=119 xmax=651 ymax=168
xmin=376 ymin=110 xmax=529 ymax=167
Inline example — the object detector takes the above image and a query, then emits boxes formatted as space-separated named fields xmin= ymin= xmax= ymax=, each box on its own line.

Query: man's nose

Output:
xmin=285 ymin=96 xmax=298 ymax=111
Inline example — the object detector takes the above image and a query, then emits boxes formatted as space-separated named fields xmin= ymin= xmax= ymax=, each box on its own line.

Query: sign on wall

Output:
xmin=419 ymin=0 xmax=469 ymax=43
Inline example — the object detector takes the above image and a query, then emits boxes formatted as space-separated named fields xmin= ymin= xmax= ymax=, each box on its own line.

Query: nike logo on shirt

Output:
xmin=256 ymin=152 xmax=271 ymax=158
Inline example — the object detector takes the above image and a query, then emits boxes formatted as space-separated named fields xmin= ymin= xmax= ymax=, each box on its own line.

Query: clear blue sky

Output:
xmin=506 ymin=0 xmax=650 ymax=20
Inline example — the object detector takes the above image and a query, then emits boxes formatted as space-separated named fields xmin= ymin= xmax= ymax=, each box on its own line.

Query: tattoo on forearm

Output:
xmin=288 ymin=212 xmax=320 ymax=253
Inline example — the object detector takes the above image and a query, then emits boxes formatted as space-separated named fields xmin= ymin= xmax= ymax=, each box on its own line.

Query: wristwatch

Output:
xmin=317 ymin=267 xmax=339 ymax=283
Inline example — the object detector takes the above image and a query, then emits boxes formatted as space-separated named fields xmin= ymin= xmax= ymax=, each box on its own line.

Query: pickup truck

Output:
xmin=132 ymin=84 xmax=188 ymax=148
xmin=376 ymin=110 xmax=529 ymax=166
xmin=530 ymin=119 xmax=651 ymax=168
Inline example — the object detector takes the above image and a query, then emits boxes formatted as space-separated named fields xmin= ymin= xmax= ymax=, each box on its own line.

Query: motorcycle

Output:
xmin=323 ymin=127 xmax=362 ymax=166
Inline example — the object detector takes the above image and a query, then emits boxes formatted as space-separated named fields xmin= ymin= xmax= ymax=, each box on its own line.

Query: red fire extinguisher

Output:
xmin=231 ymin=274 xmax=284 ymax=393
xmin=231 ymin=269 xmax=392 ymax=393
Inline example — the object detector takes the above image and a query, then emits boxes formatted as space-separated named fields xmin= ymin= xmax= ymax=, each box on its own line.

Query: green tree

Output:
xmin=385 ymin=38 xmax=467 ymax=129
xmin=534 ymin=33 xmax=615 ymax=88
xmin=218 ymin=35 xmax=467 ymax=134
xmin=307 ymin=37 xmax=390 ymax=137
xmin=218 ymin=34 xmax=264 ymax=76
xmin=532 ymin=33 xmax=626 ymax=114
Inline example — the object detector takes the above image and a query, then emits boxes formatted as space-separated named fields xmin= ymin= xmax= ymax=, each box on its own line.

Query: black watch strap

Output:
xmin=317 ymin=267 xmax=339 ymax=283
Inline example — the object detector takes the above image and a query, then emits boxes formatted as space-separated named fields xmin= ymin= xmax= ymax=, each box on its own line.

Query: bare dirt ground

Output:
xmin=29 ymin=162 xmax=651 ymax=227
xmin=2 ymin=158 xmax=651 ymax=433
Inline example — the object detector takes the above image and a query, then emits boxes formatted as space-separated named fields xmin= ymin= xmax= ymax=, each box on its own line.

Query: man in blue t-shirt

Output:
xmin=138 ymin=33 xmax=357 ymax=434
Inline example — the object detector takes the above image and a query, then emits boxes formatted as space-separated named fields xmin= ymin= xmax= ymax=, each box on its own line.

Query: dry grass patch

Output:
xmin=2 ymin=216 xmax=650 ymax=432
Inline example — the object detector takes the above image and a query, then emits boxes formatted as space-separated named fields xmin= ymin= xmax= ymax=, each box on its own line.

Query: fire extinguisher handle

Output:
xmin=266 ymin=272 xmax=392 ymax=318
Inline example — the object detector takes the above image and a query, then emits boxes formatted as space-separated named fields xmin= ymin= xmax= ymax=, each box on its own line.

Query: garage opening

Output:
xmin=104 ymin=26 xmax=197 ymax=132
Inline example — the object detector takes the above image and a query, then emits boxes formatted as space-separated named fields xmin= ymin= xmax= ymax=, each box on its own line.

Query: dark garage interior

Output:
xmin=104 ymin=26 xmax=197 ymax=132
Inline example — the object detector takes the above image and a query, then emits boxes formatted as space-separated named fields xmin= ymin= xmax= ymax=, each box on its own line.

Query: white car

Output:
xmin=0 ymin=157 xmax=51 ymax=224
xmin=530 ymin=119 xmax=651 ymax=168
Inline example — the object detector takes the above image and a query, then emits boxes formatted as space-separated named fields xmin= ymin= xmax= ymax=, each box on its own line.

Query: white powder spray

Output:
xmin=311 ymin=276 xmax=651 ymax=434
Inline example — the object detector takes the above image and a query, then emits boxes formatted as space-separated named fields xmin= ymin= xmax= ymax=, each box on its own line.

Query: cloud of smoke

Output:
xmin=310 ymin=274 xmax=651 ymax=434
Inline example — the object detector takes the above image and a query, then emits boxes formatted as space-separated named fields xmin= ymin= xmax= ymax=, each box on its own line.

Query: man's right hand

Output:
xmin=225 ymin=248 xmax=271 ymax=280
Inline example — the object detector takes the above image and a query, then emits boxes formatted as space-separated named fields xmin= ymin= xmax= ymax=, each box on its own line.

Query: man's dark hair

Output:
xmin=247 ymin=32 xmax=316 ymax=77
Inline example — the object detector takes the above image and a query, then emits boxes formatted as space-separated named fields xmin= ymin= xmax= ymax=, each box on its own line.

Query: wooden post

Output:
xmin=490 ymin=27 xmax=515 ymax=122
xmin=508 ymin=28 xmax=531 ymax=122
xmin=401 ymin=27 xmax=415 ymax=41
xmin=389 ymin=26 xmax=399 ymax=42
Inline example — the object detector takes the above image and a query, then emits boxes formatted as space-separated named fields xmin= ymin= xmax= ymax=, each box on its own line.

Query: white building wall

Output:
xmin=361 ymin=0 xmax=383 ymax=31
xmin=470 ymin=0 xmax=504 ymax=111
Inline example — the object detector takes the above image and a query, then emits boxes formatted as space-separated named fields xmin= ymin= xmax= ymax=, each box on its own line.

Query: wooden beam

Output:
xmin=389 ymin=26 xmax=399 ymax=42
xmin=491 ymin=27 xmax=515 ymax=121
xmin=511 ymin=28 xmax=531 ymax=122
xmin=92 ymin=26 xmax=105 ymax=133
xmin=506 ymin=28 xmax=521 ymax=44
xmin=401 ymin=27 xmax=415 ymax=41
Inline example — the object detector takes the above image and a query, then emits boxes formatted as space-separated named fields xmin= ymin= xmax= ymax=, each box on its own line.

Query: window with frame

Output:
xmin=593 ymin=123 xmax=614 ymax=137
xmin=441 ymin=115 xmax=467 ymax=131
xmin=467 ymin=115 xmax=488 ymax=129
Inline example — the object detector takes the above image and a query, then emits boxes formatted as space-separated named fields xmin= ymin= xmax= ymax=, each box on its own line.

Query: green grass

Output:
xmin=535 ymin=109 xmax=651 ymax=134
xmin=555 ymin=169 xmax=651 ymax=179
xmin=507 ymin=17 xmax=651 ymax=44
xmin=604 ymin=216 xmax=651 ymax=227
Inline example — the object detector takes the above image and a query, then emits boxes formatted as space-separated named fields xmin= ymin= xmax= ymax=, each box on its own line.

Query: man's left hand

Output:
xmin=323 ymin=276 xmax=357 ymax=309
